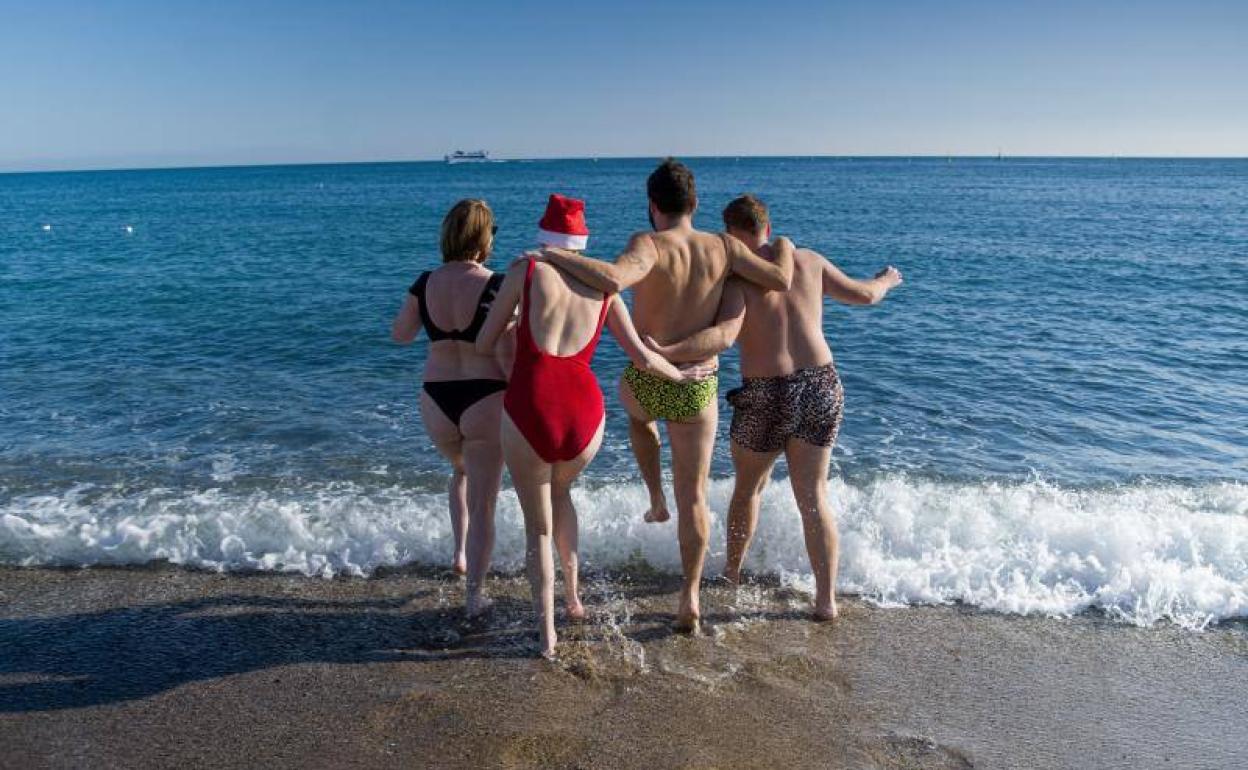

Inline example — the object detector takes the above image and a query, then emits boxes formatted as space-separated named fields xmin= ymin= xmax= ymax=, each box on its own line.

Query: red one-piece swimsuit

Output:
xmin=504 ymin=258 xmax=610 ymax=463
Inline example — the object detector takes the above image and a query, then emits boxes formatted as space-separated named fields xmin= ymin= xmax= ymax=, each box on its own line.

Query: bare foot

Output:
xmin=674 ymin=594 xmax=701 ymax=634
xmin=722 ymin=565 xmax=742 ymax=586
xmin=566 ymin=597 xmax=587 ymax=621
xmin=673 ymin=612 xmax=702 ymax=635
xmin=813 ymin=601 xmax=839 ymax=622
xmin=452 ymin=553 xmax=467 ymax=576
xmin=539 ymin=632 xmax=558 ymax=660
xmin=465 ymin=593 xmax=492 ymax=619
xmin=643 ymin=500 xmax=670 ymax=524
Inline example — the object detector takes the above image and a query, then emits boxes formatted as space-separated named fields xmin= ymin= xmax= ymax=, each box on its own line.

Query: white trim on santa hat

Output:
xmin=536 ymin=228 xmax=588 ymax=250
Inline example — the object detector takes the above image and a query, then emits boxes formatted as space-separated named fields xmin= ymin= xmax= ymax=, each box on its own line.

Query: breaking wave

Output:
xmin=3 ymin=475 xmax=1245 ymax=629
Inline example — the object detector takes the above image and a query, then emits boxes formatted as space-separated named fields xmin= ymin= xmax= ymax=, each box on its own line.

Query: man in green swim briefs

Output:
xmin=621 ymin=360 xmax=719 ymax=421
xmin=541 ymin=158 xmax=794 ymax=632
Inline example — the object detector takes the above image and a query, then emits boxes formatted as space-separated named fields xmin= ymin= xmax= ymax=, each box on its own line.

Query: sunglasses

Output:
xmin=491 ymin=225 xmax=498 ymax=236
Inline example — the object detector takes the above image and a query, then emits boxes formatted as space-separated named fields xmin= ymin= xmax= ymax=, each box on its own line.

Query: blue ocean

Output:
xmin=2 ymin=157 xmax=1245 ymax=628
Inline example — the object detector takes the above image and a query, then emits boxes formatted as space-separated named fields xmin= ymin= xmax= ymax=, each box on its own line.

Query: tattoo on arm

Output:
xmin=546 ymin=233 xmax=656 ymax=294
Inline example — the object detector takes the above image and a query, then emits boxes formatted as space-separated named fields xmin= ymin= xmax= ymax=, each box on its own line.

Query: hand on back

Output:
xmin=642 ymin=335 xmax=718 ymax=382
xmin=676 ymin=360 xmax=718 ymax=381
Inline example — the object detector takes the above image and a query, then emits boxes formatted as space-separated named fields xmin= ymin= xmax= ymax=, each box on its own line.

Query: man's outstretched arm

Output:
xmin=542 ymin=233 xmax=658 ymax=294
xmin=646 ymin=280 xmax=746 ymax=363
xmin=820 ymin=253 xmax=903 ymax=305
xmin=726 ymin=234 xmax=794 ymax=291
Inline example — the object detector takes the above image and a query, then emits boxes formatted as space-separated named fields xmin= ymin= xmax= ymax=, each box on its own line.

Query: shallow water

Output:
xmin=2 ymin=157 xmax=1246 ymax=626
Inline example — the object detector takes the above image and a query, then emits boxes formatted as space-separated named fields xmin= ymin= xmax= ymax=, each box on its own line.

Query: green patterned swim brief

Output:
xmin=623 ymin=364 xmax=718 ymax=422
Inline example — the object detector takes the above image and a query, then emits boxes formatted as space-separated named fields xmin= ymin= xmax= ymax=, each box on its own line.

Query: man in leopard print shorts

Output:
xmin=649 ymin=195 xmax=902 ymax=620
xmin=727 ymin=364 xmax=844 ymax=452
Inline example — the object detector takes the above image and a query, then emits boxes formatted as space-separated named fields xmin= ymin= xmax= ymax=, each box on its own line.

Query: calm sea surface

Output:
xmin=2 ymin=158 xmax=1245 ymax=626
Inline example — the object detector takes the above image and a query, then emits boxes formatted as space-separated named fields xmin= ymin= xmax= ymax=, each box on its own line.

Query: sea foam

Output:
xmin=2 ymin=476 xmax=1245 ymax=629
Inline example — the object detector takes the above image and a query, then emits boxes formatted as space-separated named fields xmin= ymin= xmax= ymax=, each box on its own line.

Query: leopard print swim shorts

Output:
xmin=726 ymin=364 xmax=844 ymax=453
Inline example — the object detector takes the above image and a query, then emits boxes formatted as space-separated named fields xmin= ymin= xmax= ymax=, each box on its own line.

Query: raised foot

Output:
xmin=566 ymin=597 xmax=587 ymax=621
xmin=643 ymin=503 xmax=671 ymax=524
xmin=452 ymin=553 xmax=468 ymax=576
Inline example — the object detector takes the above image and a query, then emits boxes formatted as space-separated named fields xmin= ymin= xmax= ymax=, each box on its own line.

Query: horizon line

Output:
xmin=2 ymin=153 xmax=1246 ymax=177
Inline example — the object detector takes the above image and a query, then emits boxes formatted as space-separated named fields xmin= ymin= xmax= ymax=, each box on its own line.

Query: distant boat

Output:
xmin=444 ymin=150 xmax=491 ymax=164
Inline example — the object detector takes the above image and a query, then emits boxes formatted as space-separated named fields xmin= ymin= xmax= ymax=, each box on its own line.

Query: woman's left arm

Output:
xmin=475 ymin=264 xmax=525 ymax=356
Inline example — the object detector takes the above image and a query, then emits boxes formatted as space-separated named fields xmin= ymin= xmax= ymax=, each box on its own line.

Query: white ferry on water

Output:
xmin=444 ymin=150 xmax=491 ymax=164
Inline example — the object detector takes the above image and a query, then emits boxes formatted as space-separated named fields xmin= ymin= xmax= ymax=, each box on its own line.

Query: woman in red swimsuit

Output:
xmin=477 ymin=195 xmax=706 ymax=657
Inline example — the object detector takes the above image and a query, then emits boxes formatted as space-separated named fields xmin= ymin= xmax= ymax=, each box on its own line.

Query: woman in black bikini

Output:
xmin=392 ymin=199 xmax=511 ymax=616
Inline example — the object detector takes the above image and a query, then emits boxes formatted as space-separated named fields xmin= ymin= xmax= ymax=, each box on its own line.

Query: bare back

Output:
xmin=736 ymin=247 xmax=833 ymax=379
xmin=525 ymin=262 xmax=607 ymax=356
xmin=420 ymin=265 xmax=507 ymax=381
xmin=631 ymin=229 xmax=733 ymax=345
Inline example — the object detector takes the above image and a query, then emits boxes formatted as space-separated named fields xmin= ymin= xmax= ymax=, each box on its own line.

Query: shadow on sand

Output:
xmin=0 ymin=567 xmax=821 ymax=713
xmin=0 ymin=582 xmax=539 ymax=713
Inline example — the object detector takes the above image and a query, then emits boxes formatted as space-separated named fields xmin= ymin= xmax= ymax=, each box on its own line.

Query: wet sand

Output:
xmin=1 ymin=565 xmax=1244 ymax=770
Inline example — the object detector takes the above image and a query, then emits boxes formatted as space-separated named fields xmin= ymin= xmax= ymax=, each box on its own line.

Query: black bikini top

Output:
xmin=409 ymin=270 xmax=505 ymax=343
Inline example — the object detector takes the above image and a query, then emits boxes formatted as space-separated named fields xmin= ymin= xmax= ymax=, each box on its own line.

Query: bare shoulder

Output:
xmin=797 ymin=247 xmax=836 ymax=275
xmin=693 ymin=229 xmax=733 ymax=262
xmin=531 ymin=259 xmax=562 ymax=283
xmin=538 ymin=259 xmax=599 ymax=297
xmin=795 ymin=246 xmax=824 ymax=264
xmin=645 ymin=229 xmax=679 ymax=250
xmin=501 ymin=257 xmax=531 ymax=281
xmin=621 ymin=231 xmax=661 ymax=264
xmin=700 ymin=229 xmax=730 ymax=249
xmin=626 ymin=231 xmax=655 ymax=249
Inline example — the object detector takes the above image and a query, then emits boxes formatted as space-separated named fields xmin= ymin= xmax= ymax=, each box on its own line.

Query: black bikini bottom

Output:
xmin=424 ymin=379 xmax=507 ymax=427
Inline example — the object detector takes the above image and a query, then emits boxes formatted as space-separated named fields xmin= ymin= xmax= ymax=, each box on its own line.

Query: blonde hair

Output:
xmin=440 ymin=199 xmax=494 ymax=263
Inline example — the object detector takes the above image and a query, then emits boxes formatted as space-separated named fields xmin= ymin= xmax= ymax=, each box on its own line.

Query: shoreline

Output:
xmin=2 ymin=566 xmax=1244 ymax=769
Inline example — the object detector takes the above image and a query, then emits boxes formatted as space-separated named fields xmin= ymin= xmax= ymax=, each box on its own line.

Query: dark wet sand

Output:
xmin=1 ymin=565 xmax=1244 ymax=770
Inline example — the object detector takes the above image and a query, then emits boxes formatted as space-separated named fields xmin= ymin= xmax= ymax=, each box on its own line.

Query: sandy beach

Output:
xmin=1 ymin=565 xmax=1243 ymax=769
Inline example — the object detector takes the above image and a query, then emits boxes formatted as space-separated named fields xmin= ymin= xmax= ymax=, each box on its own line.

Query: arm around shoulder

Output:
xmin=544 ymin=232 xmax=656 ymax=294
xmin=728 ymin=234 xmax=793 ymax=291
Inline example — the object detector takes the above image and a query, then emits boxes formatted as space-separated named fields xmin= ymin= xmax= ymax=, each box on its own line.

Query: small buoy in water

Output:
xmin=42 ymin=223 xmax=52 ymax=231
xmin=123 ymin=225 xmax=134 ymax=234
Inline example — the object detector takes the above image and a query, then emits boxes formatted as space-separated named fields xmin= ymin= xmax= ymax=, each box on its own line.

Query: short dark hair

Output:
xmin=647 ymin=158 xmax=697 ymax=215
xmin=722 ymin=194 xmax=769 ymax=235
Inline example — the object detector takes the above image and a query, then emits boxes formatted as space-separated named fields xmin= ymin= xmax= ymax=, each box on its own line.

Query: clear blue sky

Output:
xmin=2 ymin=0 xmax=1245 ymax=171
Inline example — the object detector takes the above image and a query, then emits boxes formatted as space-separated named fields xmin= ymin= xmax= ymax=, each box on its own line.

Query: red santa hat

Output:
xmin=537 ymin=194 xmax=589 ymax=250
